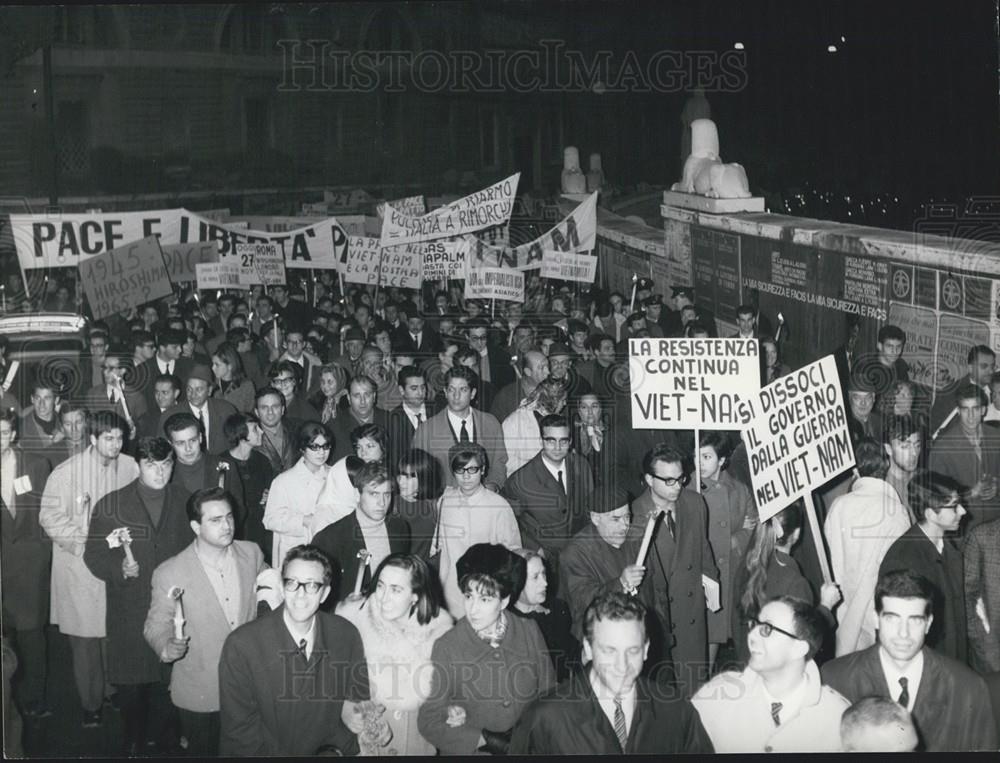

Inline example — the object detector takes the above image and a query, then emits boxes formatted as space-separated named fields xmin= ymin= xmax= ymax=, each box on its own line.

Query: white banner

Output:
xmin=629 ymin=338 xmax=761 ymax=431
xmin=10 ymin=208 xmax=350 ymax=271
xmin=379 ymin=174 xmax=519 ymax=246
xmin=422 ymin=239 xmax=469 ymax=281
xmin=196 ymin=262 xmax=244 ymax=290
xmin=231 ymin=214 xmax=367 ymax=236
xmin=464 ymin=267 xmax=525 ymax=302
xmin=377 ymin=195 xmax=426 ymax=218
xmin=343 ymin=236 xmax=422 ymax=289
xmin=739 ymin=355 xmax=856 ymax=522
xmin=470 ymin=192 xmax=598 ymax=270
xmin=232 ymin=243 xmax=286 ymax=287
xmin=540 ymin=249 xmax=598 ymax=283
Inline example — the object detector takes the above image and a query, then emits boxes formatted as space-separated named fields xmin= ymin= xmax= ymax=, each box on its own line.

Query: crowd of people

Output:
xmin=1 ymin=269 xmax=999 ymax=755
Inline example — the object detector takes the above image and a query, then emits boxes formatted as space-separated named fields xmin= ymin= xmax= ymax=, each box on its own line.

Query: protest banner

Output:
xmin=421 ymin=239 xmax=468 ymax=280
xmin=343 ymin=237 xmax=422 ymax=289
xmin=629 ymin=338 xmax=760 ymax=431
xmin=464 ymin=267 xmax=525 ymax=302
xmin=232 ymin=242 xmax=285 ymax=287
xmin=470 ymin=191 xmax=597 ymax=270
xmin=9 ymin=208 xmax=350 ymax=271
xmin=738 ymin=354 xmax=855 ymax=523
xmin=324 ymin=189 xmax=375 ymax=209
xmin=376 ymin=195 xmax=426 ymax=218
xmin=78 ymin=236 xmax=173 ymax=320
xmin=195 ymin=262 xmax=243 ymax=290
xmin=379 ymin=174 xmax=519 ymax=246
xmin=231 ymin=214 xmax=367 ymax=236
xmin=160 ymin=242 xmax=218 ymax=283
xmin=540 ymin=249 xmax=598 ymax=283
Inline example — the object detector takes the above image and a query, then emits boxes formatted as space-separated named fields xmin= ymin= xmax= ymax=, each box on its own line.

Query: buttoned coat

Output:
xmin=629 ymin=487 xmax=718 ymax=696
xmin=82 ymin=384 xmax=149 ymax=431
xmin=144 ymin=540 xmax=264 ymax=712
xmin=311 ymin=511 xmax=411 ymax=603
xmin=412 ymin=407 xmax=509 ymax=490
xmin=83 ymin=481 xmax=194 ymax=684
xmin=929 ymin=419 xmax=1000 ymax=531
xmin=964 ymin=517 xmax=1000 ymax=673
xmin=328 ymin=407 xmax=391 ymax=463
xmin=821 ymin=645 xmax=998 ymax=752
xmin=39 ymin=447 xmax=140 ymax=637
xmin=139 ymin=356 xmax=194 ymax=409
xmin=702 ymin=470 xmax=755 ymax=643
xmin=160 ymin=398 xmax=239 ymax=456
xmin=1 ymin=447 xmax=53 ymax=630
xmin=218 ymin=606 xmax=370 ymax=756
xmin=417 ymin=614 xmax=556 ymax=755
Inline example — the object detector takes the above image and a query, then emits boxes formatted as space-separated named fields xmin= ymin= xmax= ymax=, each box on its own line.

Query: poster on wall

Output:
xmin=887 ymin=302 xmax=938 ymax=390
xmin=691 ymin=226 xmax=741 ymax=328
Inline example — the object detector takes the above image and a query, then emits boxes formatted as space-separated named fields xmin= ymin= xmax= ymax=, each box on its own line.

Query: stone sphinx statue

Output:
xmin=586 ymin=153 xmax=605 ymax=193
xmin=561 ymin=146 xmax=587 ymax=194
xmin=671 ymin=118 xmax=751 ymax=199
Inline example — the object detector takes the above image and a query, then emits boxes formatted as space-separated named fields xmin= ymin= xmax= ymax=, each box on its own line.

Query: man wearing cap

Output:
xmin=846 ymin=374 xmax=884 ymax=445
xmin=547 ymin=342 xmax=592 ymax=402
xmin=331 ymin=326 xmax=367 ymax=382
xmin=616 ymin=313 xmax=653 ymax=356
xmin=159 ymin=365 xmax=238 ymax=456
xmin=641 ymin=295 xmax=667 ymax=338
xmin=140 ymin=328 xmax=193 ymax=409
xmin=559 ymin=486 xmax=663 ymax=646
xmin=664 ymin=287 xmax=717 ymax=338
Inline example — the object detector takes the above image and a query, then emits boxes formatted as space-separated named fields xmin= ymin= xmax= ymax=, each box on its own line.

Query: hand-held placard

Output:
xmin=216 ymin=461 xmax=230 ymax=489
xmin=106 ymin=527 xmax=136 ymax=565
xmin=353 ymin=550 xmax=372 ymax=596
xmin=168 ymin=586 xmax=185 ymax=639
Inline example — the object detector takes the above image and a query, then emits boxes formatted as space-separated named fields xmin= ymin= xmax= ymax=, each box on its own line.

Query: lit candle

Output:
xmin=634 ymin=509 xmax=663 ymax=567
xmin=168 ymin=586 xmax=185 ymax=639
xmin=628 ymin=274 xmax=638 ymax=313
xmin=353 ymin=550 xmax=372 ymax=596
xmin=216 ymin=461 xmax=230 ymax=489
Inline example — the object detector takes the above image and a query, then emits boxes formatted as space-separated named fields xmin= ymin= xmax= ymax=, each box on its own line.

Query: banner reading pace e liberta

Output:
xmin=379 ymin=174 xmax=519 ymax=246
xmin=9 ymin=209 xmax=349 ymax=271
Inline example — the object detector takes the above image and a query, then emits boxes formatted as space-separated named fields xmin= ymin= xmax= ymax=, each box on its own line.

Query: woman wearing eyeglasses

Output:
xmin=394 ymin=448 xmax=444 ymax=562
xmin=263 ymin=422 xmax=333 ymax=569
xmin=731 ymin=501 xmax=841 ymax=668
xmin=336 ymin=554 xmax=453 ymax=756
xmin=435 ymin=443 xmax=522 ymax=619
xmin=314 ymin=423 xmax=389 ymax=531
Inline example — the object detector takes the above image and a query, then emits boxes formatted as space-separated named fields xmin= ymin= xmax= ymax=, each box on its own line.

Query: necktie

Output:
xmin=666 ymin=510 xmax=677 ymax=540
xmin=416 ymin=410 xmax=424 ymax=425
xmin=613 ymin=697 xmax=627 ymax=750
xmin=108 ymin=388 xmax=115 ymax=404
xmin=166 ymin=362 xmax=173 ymax=376
xmin=897 ymin=677 xmax=909 ymax=708
xmin=770 ymin=701 xmax=782 ymax=727
xmin=459 ymin=419 xmax=470 ymax=443
xmin=297 ymin=638 xmax=307 ymax=659
xmin=557 ymin=469 xmax=566 ymax=495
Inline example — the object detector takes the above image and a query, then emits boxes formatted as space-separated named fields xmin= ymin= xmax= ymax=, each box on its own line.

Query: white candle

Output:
xmin=353 ymin=551 xmax=371 ymax=595
xmin=635 ymin=509 xmax=663 ymax=567
xmin=173 ymin=595 xmax=185 ymax=639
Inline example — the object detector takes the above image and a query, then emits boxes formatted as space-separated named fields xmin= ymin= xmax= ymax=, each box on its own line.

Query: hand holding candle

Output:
xmin=216 ymin=461 xmax=230 ymax=489
xmin=774 ymin=312 xmax=785 ymax=343
xmin=353 ymin=550 xmax=372 ymax=596
xmin=635 ymin=509 xmax=663 ymax=568
xmin=107 ymin=527 xmax=138 ymax=577
xmin=168 ymin=586 xmax=186 ymax=639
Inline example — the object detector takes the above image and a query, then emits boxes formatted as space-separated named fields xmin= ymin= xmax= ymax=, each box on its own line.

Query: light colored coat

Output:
xmin=263 ymin=458 xmax=330 ymax=569
xmin=144 ymin=540 xmax=264 ymax=712
xmin=336 ymin=597 xmax=453 ymax=756
xmin=825 ymin=476 xmax=911 ymax=656
xmin=691 ymin=661 xmax=849 ymax=753
xmin=502 ymin=403 xmax=542 ymax=476
xmin=39 ymin=447 xmax=139 ymax=637
xmin=314 ymin=456 xmax=360 ymax=531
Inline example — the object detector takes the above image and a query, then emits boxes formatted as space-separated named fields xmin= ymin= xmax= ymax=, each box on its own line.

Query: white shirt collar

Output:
xmin=447 ymin=409 xmax=473 ymax=436
xmin=589 ymin=669 xmax=636 ymax=740
xmin=540 ymin=456 xmax=566 ymax=485
xmin=878 ymin=647 xmax=923 ymax=713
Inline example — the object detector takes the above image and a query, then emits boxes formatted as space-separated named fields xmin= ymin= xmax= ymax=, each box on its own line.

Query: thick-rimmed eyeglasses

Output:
xmin=454 ymin=465 xmax=482 ymax=475
xmin=283 ymin=579 xmax=324 ymax=594
xmin=748 ymin=617 xmax=800 ymax=640
xmin=649 ymin=473 xmax=690 ymax=488
xmin=273 ymin=377 xmax=295 ymax=387
xmin=306 ymin=442 xmax=331 ymax=451
xmin=542 ymin=437 xmax=571 ymax=446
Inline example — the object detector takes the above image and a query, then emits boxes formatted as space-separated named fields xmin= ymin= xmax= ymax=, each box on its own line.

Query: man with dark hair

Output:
xmin=140 ymin=328 xmax=193 ymax=410
xmin=929 ymin=383 xmax=1000 ymax=531
xmin=693 ymin=596 xmax=849 ymax=752
xmin=412 ymin=365 xmax=509 ymax=491
xmin=840 ymin=696 xmax=918 ymax=752
xmin=629 ymin=444 xmax=718 ymax=697
xmin=732 ymin=303 xmax=758 ymax=339
xmin=84 ymin=436 xmax=194 ymax=754
xmin=392 ymin=308 xmax=442 ymax=357
xmin=83 ymin=353 xmax=148 ymax=438
xmin=144 ymin=487 xmax=267 ymax=756
xmin=853 ymin=325 xmax=910 ymax=405
xmin=464 ymin=317 xmax=514 ymax=389
xmin=19 ymin=380 xmax=65 ymax=452
xmin=822 ymin=570 xmax=997 ymax=751
xmin=825 ymin=438 xmax=911 ymax=656
xmin=931 ymin=344 xmax=996 ymax=436
xmin=883 ymin=413 xmax=924 ymax=523
xmin=136 ymin=373 xmax=181 ymax=440
xmin=220 ymin=413 xmax=275 ymax=564
xmin=510 ymin=591 xmax=712 ymax=754
xmin=311 ymin=462 xmax=411 ymax=603
xmin=267 ymin=359 xmax=320 ymax=425
xmin=252 ymin=387 xmax=298 ymax=474
xmin=965 ymin=517 xmax=1000 ymax=674
xmin=40 ymin=411 xmax=139 ymax=728
xmin=385 ymin=365 xmax=437 ymax=472
xmin=576 ymin=334 xmax=620 ymax=402
xmin=502 ymin=414 xmax=593 ymax=578
xmin=329 ymin=375 xmax=390 ymax=462
xmin=546 ymin=342 xmax=592 ymax=402
xmin=218 ymin=544 xmax=370 ymax=756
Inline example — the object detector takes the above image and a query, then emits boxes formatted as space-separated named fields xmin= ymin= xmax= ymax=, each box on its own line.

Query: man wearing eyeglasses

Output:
xmin=821 ymin=570 xmax=997 ymax=752
xmin=692 ymin=596 xmax=850 ymax=752
xmin=144 ymin=487 xmax=267 ymax=756
xmin=84 ymin=436 xmax=195 ymax=754
xmin=267 ymin=360 xmax=321 ymax=428
xmin=312 ymin=463 xmax=411 ymax=604
xmin=219 ymin=544 xmax=370 ymax=756
xmin=465 ymin=317 xmax=514 ymax=390
xmin=629 ymin=444 xmax=718 ymax=697
xmin=503 ymin=415 xmax=593 ymax=581
xmin=81 ymin=355 xmax=147 ymax=443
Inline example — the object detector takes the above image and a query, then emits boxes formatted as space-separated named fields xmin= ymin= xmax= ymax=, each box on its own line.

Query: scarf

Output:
xmin=576 ymin=421 xmax=605 ymax=455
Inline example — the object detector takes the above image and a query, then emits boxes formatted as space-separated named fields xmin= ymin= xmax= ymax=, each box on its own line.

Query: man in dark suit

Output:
xmin=385 ymin=366 xmax=439 ymax=474
xmin=311 ymin=463 xmax=411 ymax=603
xmin=218 ymin=544 xmax=370 ymax=756
xmin=392 ymin=309 xmax=442 ymax=359
xmin=822 ymin=570 xmax=998 ymax=752
xmin=929 ymin=383 xmax=1000 ymax=532
xmin=454 ymin=347 xmax=496 ymax=411
xmin=464 ymin=318 xmax=514 ymax=390
xmin=159 ymin=365 xmax=237 ymax=456
xmin=411 ymin=366 xmax=509 ymax=491
xmin=328 ymin=376 xmax=390 ymax=463
xmin=510 ymin=592 xmax=712 ymax=755
xmin=252 ymin=387 xmax=299 ymax=475
xmin=502 ymin=415 xmax=593 ymax=582
xmin=930 ymin=345 xmax=996 ymax=437
xmin=629 ymin=444 xmax=719 ymax=697
xmin=965 ymin=517 xmax=1000 ymax=674
xmin=82 ymin=354 xmax=149 ymax=441
xmin=83 ymin=436 xmax=194 ymax=754
xmin=139 ymin=328 xmax=193 ymax=411
xmin=135 ymin=374 xmax=181 ymax=441
xmin=0 ymin=410 xmax=54 ymax=719
xmin=79 ymin=330 xmax=110 ymax=393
